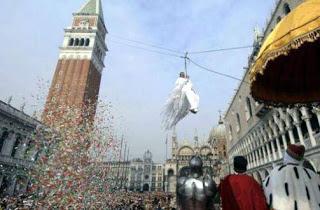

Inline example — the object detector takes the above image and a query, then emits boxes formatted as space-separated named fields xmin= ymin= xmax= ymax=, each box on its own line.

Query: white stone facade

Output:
xmin=224 ymin=0 xmax=320 ymax=183
xmin=0 ymin=100 xmax=42 ymax=197
xmin=105 ymin=150 xmax=164 ymax=192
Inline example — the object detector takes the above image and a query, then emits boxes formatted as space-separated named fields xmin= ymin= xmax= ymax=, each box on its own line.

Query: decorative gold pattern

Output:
xmin=249 ymin=0 xmax=320 ymax=83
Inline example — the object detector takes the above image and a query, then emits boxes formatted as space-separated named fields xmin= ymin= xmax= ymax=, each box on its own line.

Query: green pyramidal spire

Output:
xmin=77 ymin=0 xmax=104 ymax=20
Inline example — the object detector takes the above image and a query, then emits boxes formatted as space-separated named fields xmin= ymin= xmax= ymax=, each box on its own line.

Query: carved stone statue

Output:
xmin=177 ymin=156 xmax=217 ymax=210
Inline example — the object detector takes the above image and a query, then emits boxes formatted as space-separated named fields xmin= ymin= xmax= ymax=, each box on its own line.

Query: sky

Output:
xmin=0 ymin=0 xmax=276 ymax=162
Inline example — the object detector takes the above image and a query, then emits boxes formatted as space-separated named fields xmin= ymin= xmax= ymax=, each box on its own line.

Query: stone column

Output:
xmin=287 ymin=127 xmax=295 ymax=144
xmin=246 ymin=139 xmax=253 ymax=168
xmin=0 ymin=175 xmax=3 ymax=190
xmin=279 ymin=121 xmax=288 ymax=149
xmin=281 ymin=109 xmax=295 ymax=144
xmin=258 ymin=131 xmax=267 ymax=164
xmin=251 ymin=152 xmax=256 ymax=168
xmin=248 ymin=153 xmax=253 ymax=169
xmin=7 ymin=175 xmax=17 ymax=196
xmin=274 ymin=112 xmax=288 ymax=149
xmin=249 ymin=135 xmax=257 ymax=167
xmin=301 ymin=107 xmax=316 ymax=147
xmin=257 ymin=147 xmax=262 ymax=166
xmin=275 ymin=136 xmax=282 ymax=159
xmin=246 ymin=140 xmax=252 ymax=169
xmin=288 ymin=107 xmax=305 ymax=146
xmin=269 ymin=120 xmax=283 ymax=159
xmin=312 ymin=107 xmax=320 ymax=130
xmin=261 ymin=127 xmax=272 ymax=162
xmin=254 ymin=133 xmax=261 ymax=166
xmin=281 ymin=132 xmax=288 ymax=149
xmin=266 ymin=128 xmax=277 ymax=161
xmin=294 ymin=122 xmax=305 ymax=146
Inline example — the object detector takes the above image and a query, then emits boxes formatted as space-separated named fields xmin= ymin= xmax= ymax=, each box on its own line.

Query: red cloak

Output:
xmin=219 ymin=174 xmax=268 ymax=210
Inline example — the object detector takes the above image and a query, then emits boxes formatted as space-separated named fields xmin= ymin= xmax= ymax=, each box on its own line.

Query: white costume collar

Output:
xmin=283 ymin=151 xmax=303 ymax=165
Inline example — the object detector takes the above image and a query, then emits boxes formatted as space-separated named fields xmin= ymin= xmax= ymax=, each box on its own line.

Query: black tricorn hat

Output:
xmin=234 ymin=156 xmax=248 ymax=173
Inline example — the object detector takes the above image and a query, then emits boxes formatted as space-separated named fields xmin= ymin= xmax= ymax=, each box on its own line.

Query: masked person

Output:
xmin=162 ymin=72 xmax=199 ymax=130
xmin=219 ymin=156 xmax=268 ymax=210
xmin=263 ymin=144 xmax=320 ymax=210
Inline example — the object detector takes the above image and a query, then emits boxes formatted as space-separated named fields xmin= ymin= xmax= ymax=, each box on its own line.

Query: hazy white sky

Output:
xmin=0 ymin=0 xmax=275 ymax=162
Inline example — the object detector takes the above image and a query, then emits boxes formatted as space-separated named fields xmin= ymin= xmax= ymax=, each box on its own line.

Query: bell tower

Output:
xmin=42 ymin=0 xmax=107 ymax=126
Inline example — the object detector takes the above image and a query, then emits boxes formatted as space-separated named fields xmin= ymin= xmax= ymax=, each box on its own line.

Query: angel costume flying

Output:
xmin=163 ymin=72 xmax=199 ymax=130
xmin=263 ymin=144 xmax=320 ymax=210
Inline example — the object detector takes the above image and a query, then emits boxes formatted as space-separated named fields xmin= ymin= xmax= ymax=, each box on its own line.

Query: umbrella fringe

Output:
xmin=250 ymin=27 xmax=320 ymax=83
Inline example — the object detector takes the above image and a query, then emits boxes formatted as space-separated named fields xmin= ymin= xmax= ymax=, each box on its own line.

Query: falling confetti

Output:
xmin=2 ymin=85 xmax=123 ymax=208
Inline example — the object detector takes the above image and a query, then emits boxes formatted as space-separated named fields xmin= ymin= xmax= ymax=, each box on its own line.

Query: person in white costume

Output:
xmin=263 ymin=144 xmax=320 ymax=210
xmin=162 ymin=72 xmax=199 ymax=130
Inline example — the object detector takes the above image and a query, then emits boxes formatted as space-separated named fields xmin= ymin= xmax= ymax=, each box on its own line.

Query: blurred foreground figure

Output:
xmin=177 ymin=156 xmax=217 ymax=210
xmin=219 ymin=156 xmax=268 ymax=210
xmin=263 ymin=144 xmax=320 ymax=210
xmin=163 ymin=72 xmax=199 ymax=130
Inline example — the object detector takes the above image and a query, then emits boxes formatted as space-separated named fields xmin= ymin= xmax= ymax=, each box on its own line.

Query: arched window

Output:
xmin=75 ymin=38 xmax=80 ymax=46
xmin=0 ymin=176 xmax=9 ymax=196
xmin=236 ymin=113 xmax=241 ymax=132
xmin=283 ymin=3 xmax=291 ymax=15
xmin=0 ymin=128 xmax=8 ymax=152
xmin=245 ymin=97 xmax=253 ymax=120
xmin=85 ymin=38 xmax=90 ymax=46
xmin=69 ymin=38 xmax=74 ymax=46
xmin=80 ymin=38 xmax=85 ymax=46
xmin=276 ymin=16 xmax=282 ymax=23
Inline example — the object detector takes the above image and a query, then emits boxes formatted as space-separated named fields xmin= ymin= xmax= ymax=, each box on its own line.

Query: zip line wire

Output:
xmin=109 ymin=34 xmax=253 ymax=56
xmin=110 ymin=40 xmax=182 ymax=58
xmin=188 ymin=45 xmax=253 ymax=54
xmin=187 ymin=58 xmax=250 ymax=84
xmin=109 ymin=34 xmax=183 ymax=54
xmin=109 ymin=37 xmax=250 ymax=83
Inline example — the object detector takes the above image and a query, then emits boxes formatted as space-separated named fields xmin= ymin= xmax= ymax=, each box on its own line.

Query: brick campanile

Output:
xmin=42 ymin=0 xmax=107 ymax=126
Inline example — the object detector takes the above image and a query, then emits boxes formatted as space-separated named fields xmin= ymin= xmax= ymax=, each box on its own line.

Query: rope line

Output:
xmin=188 ymin=45 xmax=253 ymax=54
xmin=109 ymin=34 xmax=252 ymax=55
xmin=109 ymin=37 xmax=252 ymax=83
xmin=110 ymin=40 xmax=183 ymax=58
xmin=188 ymin=58 xmax=250 ymax=84
xmin=109 ymin=34 xmax=183 ymax=54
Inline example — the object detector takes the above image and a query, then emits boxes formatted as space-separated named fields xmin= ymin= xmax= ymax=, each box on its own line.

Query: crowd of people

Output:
xmin=1 ymin=144 xmax=320 ymax=210
xmin=104 ymin=191 xmax=175 ymax=210
xmin=0 ymin=191 xmax=175 ymax=210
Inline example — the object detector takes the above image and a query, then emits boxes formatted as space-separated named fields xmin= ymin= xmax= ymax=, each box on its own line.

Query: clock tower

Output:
xmin=42 ymin=0 xmax=107 ymax=126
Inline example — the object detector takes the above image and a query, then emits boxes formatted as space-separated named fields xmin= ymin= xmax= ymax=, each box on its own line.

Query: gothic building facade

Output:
xmin=42 ymin=0 xmax=107 ymax=125
xmin=224 ymin=0 xmax=320 ymax=183
xmin=164 ymin=123 xmax=227 ymax=193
